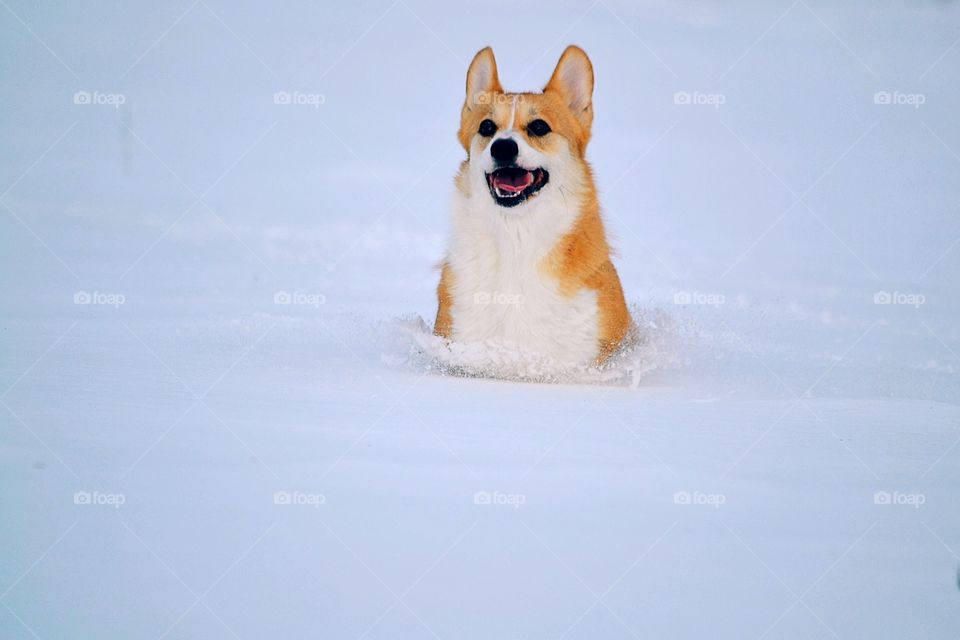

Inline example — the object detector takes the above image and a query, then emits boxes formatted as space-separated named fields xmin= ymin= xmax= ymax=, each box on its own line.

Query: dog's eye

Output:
xmin=527 ymin=119 xmax=551 ymax=137
xmin=478 ymin=119 xmax=497 ymax=137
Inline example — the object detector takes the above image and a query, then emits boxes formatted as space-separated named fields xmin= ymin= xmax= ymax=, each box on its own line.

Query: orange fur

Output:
xmin=542 ymin=164 xmax=631 ymax=362
xmin=434 ymin=262 xmax=454 ymax=338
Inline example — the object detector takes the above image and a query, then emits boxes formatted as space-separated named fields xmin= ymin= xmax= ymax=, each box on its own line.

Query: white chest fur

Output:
xmin=445 ymin=169 xmax=601 ymax=366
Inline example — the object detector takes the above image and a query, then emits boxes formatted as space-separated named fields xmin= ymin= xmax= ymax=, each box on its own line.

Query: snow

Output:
xmin=2 ymin=0 xmax=959 ymax=638
xmin=390 ymin=306 xmax=673 ymax=385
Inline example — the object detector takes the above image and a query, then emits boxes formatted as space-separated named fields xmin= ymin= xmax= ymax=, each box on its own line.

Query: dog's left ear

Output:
xmin=545 ymin=45 xmax=594 ymax=133
xmin=465 ymin=46 xmax=503 ymax=108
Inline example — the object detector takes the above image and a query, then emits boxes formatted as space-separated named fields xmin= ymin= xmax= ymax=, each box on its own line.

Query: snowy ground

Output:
xmin=2 ymin=1 xmax=960 ymax=638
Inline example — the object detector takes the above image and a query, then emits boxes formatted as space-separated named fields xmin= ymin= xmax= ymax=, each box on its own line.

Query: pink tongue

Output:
xmin=493 ymin=171 xmax=533 ymax=192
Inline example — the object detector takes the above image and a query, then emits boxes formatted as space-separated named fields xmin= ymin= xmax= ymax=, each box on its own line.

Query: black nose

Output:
xmin=490 ymin=138 xmax=519 ymax=163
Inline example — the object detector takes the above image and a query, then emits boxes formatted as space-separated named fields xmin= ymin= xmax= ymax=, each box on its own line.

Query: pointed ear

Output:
xmin=465 ymin=47 xmax=502 ymax=106
xmin=545 ymin=45 xmax=594 ymax=131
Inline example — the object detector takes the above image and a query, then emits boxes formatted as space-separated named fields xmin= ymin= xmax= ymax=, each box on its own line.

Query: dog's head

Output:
xmin=458 ymin=45 xmax=594 ymax=210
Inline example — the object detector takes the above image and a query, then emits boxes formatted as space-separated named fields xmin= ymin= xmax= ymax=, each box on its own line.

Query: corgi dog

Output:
xmin=434 ymin=45 xmax=631 ymax=368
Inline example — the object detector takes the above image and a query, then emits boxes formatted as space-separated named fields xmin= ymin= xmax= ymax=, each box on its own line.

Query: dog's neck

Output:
xmin=452 ymin=161 xmax=592 ymax=268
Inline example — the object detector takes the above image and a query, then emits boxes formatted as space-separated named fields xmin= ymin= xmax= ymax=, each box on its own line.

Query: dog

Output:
xmin=434 ymin=45 xmax=631 ymax=367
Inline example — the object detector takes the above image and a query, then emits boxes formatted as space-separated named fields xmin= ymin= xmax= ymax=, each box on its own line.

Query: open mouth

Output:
xmin=485 ymin=167 xmax=549 ymax=208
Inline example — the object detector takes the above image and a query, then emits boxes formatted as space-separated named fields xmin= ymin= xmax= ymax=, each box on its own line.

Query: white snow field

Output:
xmin=2 ymin=0 xmax=959 ymax=638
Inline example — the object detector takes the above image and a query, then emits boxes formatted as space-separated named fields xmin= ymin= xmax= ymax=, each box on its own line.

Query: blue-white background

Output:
xmin=1 ymin=1 xmax=959 ymax=638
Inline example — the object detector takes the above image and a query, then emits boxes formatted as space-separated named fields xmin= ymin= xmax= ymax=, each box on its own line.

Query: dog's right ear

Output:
xmin=465 ymin=47 xmax=502 ymax=108
xmin=545 ymin=45 xmax=594 ymax=134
